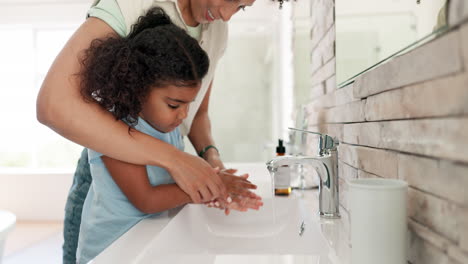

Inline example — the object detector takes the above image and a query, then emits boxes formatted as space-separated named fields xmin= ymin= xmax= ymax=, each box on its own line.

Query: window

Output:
xmin=0 ymin=1 xmax=89 ymax=170
xmin=0 ymin=26 xmax=83 ymax=169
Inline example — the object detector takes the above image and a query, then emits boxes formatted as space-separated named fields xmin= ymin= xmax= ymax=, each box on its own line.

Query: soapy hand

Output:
xmin=205 ymin=169 xmax=263 ymax=215
xmin=207 ymin=194 xmax=263 ymax=214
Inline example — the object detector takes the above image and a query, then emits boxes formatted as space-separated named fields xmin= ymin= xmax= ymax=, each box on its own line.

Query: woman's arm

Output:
xmin=101 ymin=156 xmax=191 ymax=214
xmin=188 ymin=80 xmax=263 ymax=212
xmin=188 ymin=81 xmax=224 ymax=169
xmin=36 ymin=17 xmax=225 ymax=204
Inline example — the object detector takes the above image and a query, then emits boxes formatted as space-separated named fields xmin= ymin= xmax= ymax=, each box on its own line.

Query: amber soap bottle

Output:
xmin=274 ymin=139 xmax=291 ymax=196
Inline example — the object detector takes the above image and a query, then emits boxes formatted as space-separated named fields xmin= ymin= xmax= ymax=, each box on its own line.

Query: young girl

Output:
xmin=75 ymin=8 xmax=262 ymax=263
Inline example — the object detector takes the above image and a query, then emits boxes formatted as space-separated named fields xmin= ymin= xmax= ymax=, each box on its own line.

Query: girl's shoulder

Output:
xmin=132 ymin=117 xmax=181 ymax=145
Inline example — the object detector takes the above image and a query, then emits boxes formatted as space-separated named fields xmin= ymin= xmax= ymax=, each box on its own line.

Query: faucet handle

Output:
xmin=288 ymin=127 xmax=339 ymax=155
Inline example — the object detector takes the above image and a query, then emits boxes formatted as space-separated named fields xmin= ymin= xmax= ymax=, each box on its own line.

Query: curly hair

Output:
xmin=79 ymin=7 xmax=210 ymax=127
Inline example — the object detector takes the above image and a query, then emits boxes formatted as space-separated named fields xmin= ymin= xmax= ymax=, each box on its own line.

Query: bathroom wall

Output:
xmin=184 ymin=2 xmax=282 ymax=163
xmin=299 ymin=0 xmax=468 ymax=263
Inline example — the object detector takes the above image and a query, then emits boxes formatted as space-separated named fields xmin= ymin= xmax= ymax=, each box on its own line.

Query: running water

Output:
xmin=269 ymin=170 xmax=277 ymax=232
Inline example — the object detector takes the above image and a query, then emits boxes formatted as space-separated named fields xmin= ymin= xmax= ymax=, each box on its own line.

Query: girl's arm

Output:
xmin=102 ymin=155 xmax=192 ymax=214
xmin=36 ymin=17 xmax=225 ymax=204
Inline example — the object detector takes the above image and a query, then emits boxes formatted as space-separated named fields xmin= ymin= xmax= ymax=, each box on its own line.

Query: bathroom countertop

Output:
xmin=91 ymin=162 xmax=351 ymax=264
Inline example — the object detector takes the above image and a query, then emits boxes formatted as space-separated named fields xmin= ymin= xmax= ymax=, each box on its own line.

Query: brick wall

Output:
xmin=300 ymin=0 xmax=468 ymax=263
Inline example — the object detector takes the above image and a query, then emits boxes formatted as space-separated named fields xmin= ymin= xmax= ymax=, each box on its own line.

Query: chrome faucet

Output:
xmin=267 ymin=128 xmax=340 ymax=218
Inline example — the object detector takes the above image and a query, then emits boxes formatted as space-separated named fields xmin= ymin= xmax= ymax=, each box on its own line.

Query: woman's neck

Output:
xmin=177 ymin=0 xmax=199 ymax=27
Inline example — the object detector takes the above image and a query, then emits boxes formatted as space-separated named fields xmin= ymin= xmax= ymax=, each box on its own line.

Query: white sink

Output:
xmin=0 ymin=210 xmax=16 ymax=264
xmin=91 ymin=163 xmax=350 ymax=264
xmin=131 ymin=197 xmax=332 ymax=264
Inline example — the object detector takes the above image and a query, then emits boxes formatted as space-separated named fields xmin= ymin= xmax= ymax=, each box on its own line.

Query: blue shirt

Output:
xmin=76 ymin=117 xmax=184 ymax=264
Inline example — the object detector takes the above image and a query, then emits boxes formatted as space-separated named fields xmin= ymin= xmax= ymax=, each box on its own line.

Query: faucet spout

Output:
xmin=267 ymin=150 xmax=340 ymax=219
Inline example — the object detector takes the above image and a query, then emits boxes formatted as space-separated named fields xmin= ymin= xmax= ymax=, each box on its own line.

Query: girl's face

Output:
xmin=188 ymin=0 xmax=256 ymax=24
xmin=140 ymin=84 xmax=200 ymax=133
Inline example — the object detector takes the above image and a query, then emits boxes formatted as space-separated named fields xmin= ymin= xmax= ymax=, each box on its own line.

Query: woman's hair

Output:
xmin=79 ymin=7 xmax=209 ymax=127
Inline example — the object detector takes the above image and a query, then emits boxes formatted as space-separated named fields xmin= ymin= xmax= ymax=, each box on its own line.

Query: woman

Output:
xmin=36 ymin=0 xmax=256 ymax=263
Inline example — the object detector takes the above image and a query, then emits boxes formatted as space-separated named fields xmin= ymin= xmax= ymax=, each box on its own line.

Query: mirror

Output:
xmin=336 ymin=0 xmax=448 ymax=86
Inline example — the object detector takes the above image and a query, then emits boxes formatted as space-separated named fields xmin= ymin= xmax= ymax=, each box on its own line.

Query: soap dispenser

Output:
xmin=274 ymin=139 xmax=291 ymax=196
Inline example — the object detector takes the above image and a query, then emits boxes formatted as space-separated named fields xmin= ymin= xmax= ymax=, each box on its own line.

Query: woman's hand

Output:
xmin=204 ymin=149 xmax=225 ymax=169
xmin=166 ymin=151 xmax=228 ymax=204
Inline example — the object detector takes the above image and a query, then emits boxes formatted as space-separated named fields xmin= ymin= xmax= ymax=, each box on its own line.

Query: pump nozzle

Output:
xmin=276 ymin=139 xmax=286 ymax=155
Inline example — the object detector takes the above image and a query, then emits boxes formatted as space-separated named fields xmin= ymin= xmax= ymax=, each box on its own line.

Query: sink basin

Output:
xmin=0 ymin=210 xmax=16 ymax=264
xmin=131 ymin=197 xmax=331 ymax=264
xmin=91 ymin=163 xmax=350 ymax=264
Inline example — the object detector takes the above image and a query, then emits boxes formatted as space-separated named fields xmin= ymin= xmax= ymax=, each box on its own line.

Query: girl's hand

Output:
xmin=225 ymin=193 xmax=264 ymax=215
xmin=216 ymin=169 xmax=259 ymax=208
xmin=206 ymin=194 xmax=263 ymax=215
xmin=206 ymin=169 xmax=263 ymax=214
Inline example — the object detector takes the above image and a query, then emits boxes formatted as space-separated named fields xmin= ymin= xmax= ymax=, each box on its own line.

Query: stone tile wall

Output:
xmin=299 ymin=1 xmax=468 ymax=263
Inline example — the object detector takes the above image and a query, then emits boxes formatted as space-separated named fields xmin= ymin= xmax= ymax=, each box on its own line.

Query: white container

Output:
xmin=0 ymin=210 xmax=16 ymax=264
xmin=348 ymin=178 xmax=408 ymax=264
